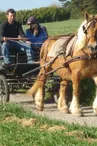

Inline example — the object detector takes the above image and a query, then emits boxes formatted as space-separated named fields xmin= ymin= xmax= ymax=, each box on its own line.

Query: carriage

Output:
xmin=2 ymin=12 xmax=97 ymax=117
xmin=0 ymin=45 xmax=60 ymax=103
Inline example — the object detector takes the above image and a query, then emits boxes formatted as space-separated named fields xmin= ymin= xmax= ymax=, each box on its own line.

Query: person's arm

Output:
xmin=41 ymin=26 xmax=48 ymax=41
xmin=18 ymin=23 xmax=26 ymax=38
xmin=25 ymin=29 xmax=32 ymax=44
xmin=43 ymin=26 xmax=48 ymax=38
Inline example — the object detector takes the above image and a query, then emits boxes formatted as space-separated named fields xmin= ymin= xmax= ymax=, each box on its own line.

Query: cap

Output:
xmin=27 ymin=16 xmax=37 ymax=24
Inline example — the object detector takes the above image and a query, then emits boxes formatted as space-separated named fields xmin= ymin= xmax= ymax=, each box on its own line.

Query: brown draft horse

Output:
xmin=27 ymin=12 xmax=97 ymax=116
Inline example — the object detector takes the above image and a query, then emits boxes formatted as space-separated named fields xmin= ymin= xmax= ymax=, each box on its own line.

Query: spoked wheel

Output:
xmin=0 ymin=75 xmax=9 ymax=103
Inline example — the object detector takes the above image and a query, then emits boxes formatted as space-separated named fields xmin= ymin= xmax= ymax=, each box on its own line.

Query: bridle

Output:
xmin=82 ymin=18 xmax=97 ymax=40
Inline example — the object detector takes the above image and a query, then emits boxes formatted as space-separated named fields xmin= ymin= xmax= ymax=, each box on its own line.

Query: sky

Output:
xmin=0 ymin=0 xmax=61 ymax=11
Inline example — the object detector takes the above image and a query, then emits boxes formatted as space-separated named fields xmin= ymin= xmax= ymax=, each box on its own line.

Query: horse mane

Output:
xmin=73 ymin=20 xmax=87 ymax=52
xmin=48 ymin=20 xmax=88 ymax=53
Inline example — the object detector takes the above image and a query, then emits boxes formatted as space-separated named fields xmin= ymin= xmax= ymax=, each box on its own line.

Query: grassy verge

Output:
xmin=0 ymin=103 xmax=97 ymax=146
xmin=23 ymin=19 xmax=83 ymax=36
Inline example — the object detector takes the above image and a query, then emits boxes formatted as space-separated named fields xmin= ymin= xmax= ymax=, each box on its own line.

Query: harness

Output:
xmin=46 ymin=51 xmax=97 ymax=75
xmin=23 ymin=17 xmax=97 ymax=77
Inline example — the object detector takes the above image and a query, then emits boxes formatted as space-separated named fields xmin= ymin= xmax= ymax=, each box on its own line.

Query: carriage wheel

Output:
xmin=0 ymin=75 xmax=10 ymax=103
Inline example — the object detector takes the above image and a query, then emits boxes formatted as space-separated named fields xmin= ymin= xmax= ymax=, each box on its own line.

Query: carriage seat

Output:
xmin=0 ymin=42 xmax=40 ymax=68
xmin=0 ymin=42 xmax=27 ymax=64
xmin=10 ymin=51 xmax=27 ymax=64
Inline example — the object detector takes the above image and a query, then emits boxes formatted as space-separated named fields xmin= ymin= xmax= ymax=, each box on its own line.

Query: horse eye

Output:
xmin=83 ymin=26 xmax=87 ymax=34
xmin=83 ymin=26 xmax=85 ymax=30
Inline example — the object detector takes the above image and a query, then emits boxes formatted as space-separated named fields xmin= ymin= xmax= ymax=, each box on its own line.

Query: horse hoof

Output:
xmin=93 ymin=109 xmax=97 ymax=116
xmin=58 ymin=107 xmax=69 ymax=114
xmin=36 ymin=105 xmax=44 ymax=111
xmin=70 ymin=109 xmax=83 ymax=116
xmin=74 ymin=112 xmax=83 ymax=117
xmin=71 ymin=111 xmax=83 ymax=117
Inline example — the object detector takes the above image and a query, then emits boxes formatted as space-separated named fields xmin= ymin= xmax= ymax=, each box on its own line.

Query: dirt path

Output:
xmin=10 ymin=93 xmax=97 ymax=127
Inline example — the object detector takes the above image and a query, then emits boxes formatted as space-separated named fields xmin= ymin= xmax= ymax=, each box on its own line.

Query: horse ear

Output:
xmin=85 ymin=12 xmax=89 ymax=21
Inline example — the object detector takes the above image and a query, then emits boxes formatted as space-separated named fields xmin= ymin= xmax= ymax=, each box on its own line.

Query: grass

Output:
xmin=23 ymin=19 xmax=83 ymax=36
xmin=0 ymin=103 xmax=97 ymax=146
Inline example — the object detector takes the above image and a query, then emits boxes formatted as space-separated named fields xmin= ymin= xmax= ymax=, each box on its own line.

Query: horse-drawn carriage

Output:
xmin=0 ymin=45 xmax=60 ymax=103
xmin=1 ymin=12 xmax=97 ymax=117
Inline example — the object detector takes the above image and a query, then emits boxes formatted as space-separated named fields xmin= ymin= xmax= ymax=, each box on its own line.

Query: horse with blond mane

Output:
xmin=27 ymin=12 xmax=97 ymax=116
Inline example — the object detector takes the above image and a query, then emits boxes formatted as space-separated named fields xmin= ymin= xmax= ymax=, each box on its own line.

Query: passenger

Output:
xmin=26 ymin=16 xmax=48 ymax=54
xmin=0 ymin=8 xmax=34 ymax=68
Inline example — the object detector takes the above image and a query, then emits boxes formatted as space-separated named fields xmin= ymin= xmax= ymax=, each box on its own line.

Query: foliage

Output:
xmin=0 ymin=11 xmax=6 ymax=23
xmin=79 ymin=78 xmax=96 ymax=106
xmin=59 ymin=0 xmax=97 ymax=18
xmin=0 ymin=6 xmax=70 ymax=24
xmin=0 ymin=0 xmax=97 ymax=24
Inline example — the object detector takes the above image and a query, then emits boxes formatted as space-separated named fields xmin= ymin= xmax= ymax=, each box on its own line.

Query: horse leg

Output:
xmin=27 ymin=67 xmax=48 ymax=111
xmin=58 ymin=79 xmax=69 ymax=113
xmin=34 ymin=79 xmax=45 ymax=111
xmin=93 ymin=76 xmax=97 ymax=115
xmin=70 ymin=71 xmax=83 ymax=116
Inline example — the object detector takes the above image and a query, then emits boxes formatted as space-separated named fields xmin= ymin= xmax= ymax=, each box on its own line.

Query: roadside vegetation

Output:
xmin=0 ymin=103 xmax=97 ymax=146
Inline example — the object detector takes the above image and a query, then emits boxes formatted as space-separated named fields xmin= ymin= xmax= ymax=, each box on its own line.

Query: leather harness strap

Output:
xmin=45 ymin=51 xmax=97 ymax=75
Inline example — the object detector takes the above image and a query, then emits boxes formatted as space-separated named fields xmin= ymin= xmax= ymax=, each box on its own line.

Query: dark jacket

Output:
xmin=0 ymin=20 xmax=25 ymax=42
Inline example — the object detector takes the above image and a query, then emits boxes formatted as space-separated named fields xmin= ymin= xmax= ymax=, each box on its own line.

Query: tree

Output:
xmin=59 ymin=0 xmax=70 ymax=7
xmin=59 ymin=0 xmax=97 ymax=18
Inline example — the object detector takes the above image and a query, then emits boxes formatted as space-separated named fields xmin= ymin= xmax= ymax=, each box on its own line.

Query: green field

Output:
xmin=23 ymin=19 xmax=83 ymax=36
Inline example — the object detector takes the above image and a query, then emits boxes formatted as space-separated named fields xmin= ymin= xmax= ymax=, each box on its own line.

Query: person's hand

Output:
xmin=26 ymin=40 xmax=32 ymax=44
xmin=3 ymin=37 xmax=8 ymax=42
xmin=18 ymin=35 xmax=21 ymax=39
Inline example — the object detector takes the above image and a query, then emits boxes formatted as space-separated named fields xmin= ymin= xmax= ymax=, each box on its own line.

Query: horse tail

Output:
xmin=27 ymin=68 xmax=46 ymax=96
xmin=27 ymin=78 xmax=41 ymax=96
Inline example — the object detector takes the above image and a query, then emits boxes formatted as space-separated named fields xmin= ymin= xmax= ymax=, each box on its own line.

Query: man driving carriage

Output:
xmin=0 ymin=8 xmax=34 ymax=68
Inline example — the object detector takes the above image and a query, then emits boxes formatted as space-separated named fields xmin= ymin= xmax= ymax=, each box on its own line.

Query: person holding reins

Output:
xmin=0 ymin=8 xmax=34 ymax=68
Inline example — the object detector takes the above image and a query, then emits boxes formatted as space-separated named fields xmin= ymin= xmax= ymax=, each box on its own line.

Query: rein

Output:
xmin=83 ymin=18 xmax=97 ymax=40
xmin=22 ymin=52 xmax=63 ymax=77
xmin=45 ymin=51 xmax=97 ymax=75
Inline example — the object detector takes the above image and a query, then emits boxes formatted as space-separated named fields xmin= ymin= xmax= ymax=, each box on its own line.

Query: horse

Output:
xmin=27 ymin=12 xmax=97 ymax=116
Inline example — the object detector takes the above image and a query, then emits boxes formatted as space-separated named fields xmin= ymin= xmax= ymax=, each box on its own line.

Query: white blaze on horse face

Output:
xmin=74 ymin=20 xmax=87 ymax=52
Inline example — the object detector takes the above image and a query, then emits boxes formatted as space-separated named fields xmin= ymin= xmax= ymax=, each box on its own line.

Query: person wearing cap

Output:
xmin=0 ymin=8 xmax=34 ymax=67
xmin=26 ymin=16 xmax=48 ymax=55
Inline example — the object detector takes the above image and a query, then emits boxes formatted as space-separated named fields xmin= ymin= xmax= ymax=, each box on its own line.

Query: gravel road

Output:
xmin=10 ymin=93 xmax=97 ymax=127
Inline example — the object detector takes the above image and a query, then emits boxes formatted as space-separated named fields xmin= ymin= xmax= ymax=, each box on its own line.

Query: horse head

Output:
xmin=74 ymin=12 xmax=97 ymax=53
